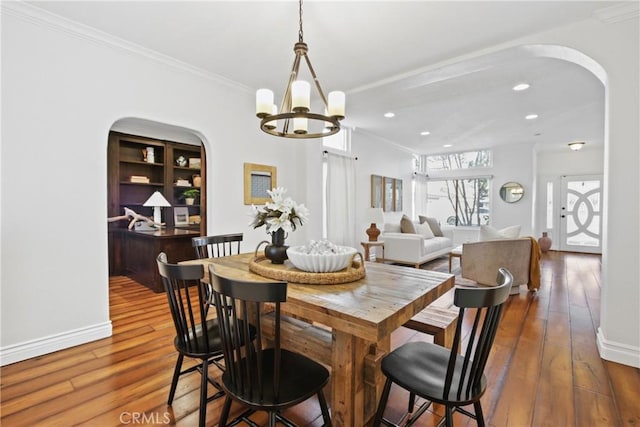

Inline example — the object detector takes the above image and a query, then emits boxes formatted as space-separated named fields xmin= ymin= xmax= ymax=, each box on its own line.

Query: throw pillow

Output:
xmin=419 ymin=215 xmax=444 ymax=237
xmin=479 ymin=224 xmax=521 ymax=241
xmin=400 ymin=215 xmax=416 ymax=234
xmin=415 ymin=223 xmax=435 ymax=239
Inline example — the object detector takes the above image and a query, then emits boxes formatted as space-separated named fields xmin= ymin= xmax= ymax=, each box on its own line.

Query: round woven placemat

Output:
xmin=249 ymin=252 xmax=366 ymax=285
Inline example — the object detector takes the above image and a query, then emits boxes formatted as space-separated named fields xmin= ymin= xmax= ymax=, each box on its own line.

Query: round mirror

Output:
xmin=500 ymin=182 xmax=524 ymax=203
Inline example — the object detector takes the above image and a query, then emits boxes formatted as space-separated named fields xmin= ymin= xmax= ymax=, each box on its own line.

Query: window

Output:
xmin=426 ymin=178 xmax=490 ymax=226
xmin=421 ymin=150 xmax=492 ymax=226
xmin=425 ymin=150 xmax=491 ymax=172
xmin=322 ymin=128 xmax=351 ymax=152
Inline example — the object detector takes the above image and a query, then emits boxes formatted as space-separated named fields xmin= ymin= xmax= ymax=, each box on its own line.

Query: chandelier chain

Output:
xmin=298 ymin=0 xmax=304 ymax=42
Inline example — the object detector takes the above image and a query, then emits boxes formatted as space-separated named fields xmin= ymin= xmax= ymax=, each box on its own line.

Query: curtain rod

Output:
xmin=323 ymin=150 xmax=358 ymax=160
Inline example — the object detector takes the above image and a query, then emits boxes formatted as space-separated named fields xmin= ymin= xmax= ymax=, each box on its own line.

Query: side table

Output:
xmin=448 ymin=245 xmax=463 ymax=272
xmin=361 ymin=240 xmax=385 ymax=262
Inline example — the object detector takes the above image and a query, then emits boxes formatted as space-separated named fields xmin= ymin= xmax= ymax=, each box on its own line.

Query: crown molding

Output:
xmin=593 ymin=2 xmax=640 ymax=24
xmin=1 ymin=1 xmax=252 ymax=93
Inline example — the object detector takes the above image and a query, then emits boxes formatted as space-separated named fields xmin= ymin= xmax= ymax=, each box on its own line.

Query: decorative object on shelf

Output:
xmin=192 ymin=174 xmax=201 ymax=188
xmin=255 ymin=0 xmax=345 ymax=139
xmin=175 ymin=178 xmax=191 ymax=187
xmin=173 ymin=207 xmax=189 ymax=226
xmin=538 ymin=231 xmax=552 ymax=252
xmin=182 ymin=188 xmax=200 ymax=206
xmin=144 ymin=147 xmax=155 ymax=163
xmin=143 ymin=191 xmax=171 ymax=225
xmin=130 ymin=175 xmax=150 ymax=184
xmin=365 ymin=207 xmax=384 ymax=241
xmin=249 ymin=187 xmax=309 ymax=264
xmin=189 ymin=158 xmax=201 ymax=169
xmin=175 ymin=155 xmax=187 ymax=167
xmin=568 ymin=141 xmax=585 ymax=151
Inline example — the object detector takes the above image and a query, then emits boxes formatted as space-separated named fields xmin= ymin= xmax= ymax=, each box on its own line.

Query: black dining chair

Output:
xmin=192 ymin=233 xmax=243 ymax=259
xmin=156 ymin=253 xmax=229 ymax=427
xmin=208 ymin=264 xmax=332 ymax=427
xmin=373 ymin=268 xmax=513 ymax=427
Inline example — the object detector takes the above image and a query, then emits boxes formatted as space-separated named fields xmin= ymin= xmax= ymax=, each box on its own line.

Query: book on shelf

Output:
xmin=175 ymin=179 xmax=192 ymax=187
xmin=130 ymin=175 xmax=150 ymax=183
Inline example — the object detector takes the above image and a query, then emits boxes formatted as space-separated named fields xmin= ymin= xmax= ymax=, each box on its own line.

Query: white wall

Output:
xmin=0 ymin=5 xmax=307 ymax=364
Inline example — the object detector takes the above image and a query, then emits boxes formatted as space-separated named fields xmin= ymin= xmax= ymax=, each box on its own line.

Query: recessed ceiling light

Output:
xmin=443 ymin=144 xmax=453 ymax=148
xmin=525 ymin=114 xmax=538 ymax=120
xmin=420 ymin=131 xmax=430 ymax=136
xmin=384 ymin=112 xmax=395 ymax=118
xmin=513 ymin=83 xmax=530 ymax=91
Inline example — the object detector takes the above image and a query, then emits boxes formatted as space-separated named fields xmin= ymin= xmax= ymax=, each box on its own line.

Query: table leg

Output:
xmin=448 ymin=253 xmax=453 ymax=272
xmin=331 ymin=331 xmax=390 ymax=427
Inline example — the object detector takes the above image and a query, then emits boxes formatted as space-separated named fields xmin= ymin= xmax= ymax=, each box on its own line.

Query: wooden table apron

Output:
xmin=183 ymin=253 xmax=455 ymax=427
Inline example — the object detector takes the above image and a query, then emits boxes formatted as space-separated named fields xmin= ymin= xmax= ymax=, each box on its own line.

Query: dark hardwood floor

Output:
xmin=1 ymin=251 xmax=638 ymax=426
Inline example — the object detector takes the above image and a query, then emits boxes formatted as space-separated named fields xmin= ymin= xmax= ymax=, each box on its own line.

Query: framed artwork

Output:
xmin=371 ymin=175 xmax=383 ymax=208
xmin=371 ymin=174 xmax=403 ymax=212
xmin=244 ymin=163 xmax=277 ymax=205
xmin=173 ymin=207 xmax=189 ymax=226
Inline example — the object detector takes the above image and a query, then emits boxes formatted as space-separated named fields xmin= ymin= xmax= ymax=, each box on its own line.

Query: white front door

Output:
xmin=559 ymin=175 xmax=603 ymax=254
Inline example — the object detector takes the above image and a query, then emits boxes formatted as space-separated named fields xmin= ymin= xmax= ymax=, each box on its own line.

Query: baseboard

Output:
xmin=0 ymin=321 xmax=112 ymax=366
xmin=596 ymin=327 xmax=640 ymax=368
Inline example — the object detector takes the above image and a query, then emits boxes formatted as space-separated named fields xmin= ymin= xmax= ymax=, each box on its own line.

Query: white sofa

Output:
xmin=381 ymin=216 xmax=453 ymax=268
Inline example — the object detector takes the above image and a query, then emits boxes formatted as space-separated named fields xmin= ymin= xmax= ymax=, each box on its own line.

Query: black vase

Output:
xmin=265 ymin=229 xmax=289 ymax=264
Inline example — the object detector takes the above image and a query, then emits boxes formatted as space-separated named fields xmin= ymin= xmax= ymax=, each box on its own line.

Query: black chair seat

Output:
xmin=223 ymin=349 xmax=330 ymax=410
xmin=175 ymin=318 xmax=256 ymax=359
xmin=381 ymin=341 xmax=486 ymax=406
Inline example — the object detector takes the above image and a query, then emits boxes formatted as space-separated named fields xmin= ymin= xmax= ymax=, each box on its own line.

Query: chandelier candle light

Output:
xmin=255 ymin=0 xmax=345 ymax=138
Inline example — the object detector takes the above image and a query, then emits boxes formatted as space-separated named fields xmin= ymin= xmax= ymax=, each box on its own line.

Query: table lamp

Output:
xmin=143 ymin=191 xmax=171 ymax=225
xmin=365 ymin=207 xmax=385 ymax=241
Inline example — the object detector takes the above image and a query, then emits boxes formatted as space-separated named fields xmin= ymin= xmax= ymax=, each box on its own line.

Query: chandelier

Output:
xmin=255 ymin=0 xmax=345 ymax=138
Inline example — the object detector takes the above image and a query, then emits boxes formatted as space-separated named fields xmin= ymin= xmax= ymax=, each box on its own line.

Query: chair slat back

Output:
xmin=157 ymin=253 xmax=212 ymax=355
xmin=192 ymin=233 xmax=243 ymax=259
xmin=445 ymin=268 xmax=512 ymax=400
xmin=209 ymin=265 xmax=287 ymax=402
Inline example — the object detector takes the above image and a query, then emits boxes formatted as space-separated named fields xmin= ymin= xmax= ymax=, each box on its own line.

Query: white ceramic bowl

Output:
xmin=287 ymin=245 xmax=358 ymax=273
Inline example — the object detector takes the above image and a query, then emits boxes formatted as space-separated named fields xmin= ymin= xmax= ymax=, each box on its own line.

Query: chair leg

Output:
xmin=198 ymin=358 xmax=208 ymax=427
xmin=373 ymin=378 xmax=393 ymax=427
xmin=444 ymin=406 xmax=453 ymax=427
xmin=474 ymin=401 xmax=486 ymax=427
xmin=218 ymin=396 xmax=232 ymax=427
xmin=317 ymin=390 xmax=332 ymax=426
xmin=408 ymin=392 xmax=416 ymax=413
xmin=269 ymin=411 xmax=277 ymax=427
xmin=168 ymin=353 xmax=184 ymax=405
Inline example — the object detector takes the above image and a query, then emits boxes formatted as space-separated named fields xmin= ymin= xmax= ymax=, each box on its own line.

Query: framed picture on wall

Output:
xmin=371 ymin=174 xmax=403 ymax=212
xmin=371 ymin=175 xmax=383 ymax=208
xmin=244 ymin=163 xmax=277 ymax=205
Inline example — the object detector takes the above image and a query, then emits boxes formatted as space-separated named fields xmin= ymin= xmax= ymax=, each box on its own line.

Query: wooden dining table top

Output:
xmin=183 ymin=252 xmax=455 ymax=343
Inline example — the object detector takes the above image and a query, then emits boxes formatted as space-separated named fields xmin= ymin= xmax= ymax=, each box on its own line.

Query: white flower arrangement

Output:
xmin=248 ymin=187 xmax=310 ymax=234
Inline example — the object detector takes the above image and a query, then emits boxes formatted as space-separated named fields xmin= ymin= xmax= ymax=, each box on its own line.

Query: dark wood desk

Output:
xmin=116 ymin=228 xmax=200 ymax=292
xmin=185 ymin=253 xmax=455 ymax=426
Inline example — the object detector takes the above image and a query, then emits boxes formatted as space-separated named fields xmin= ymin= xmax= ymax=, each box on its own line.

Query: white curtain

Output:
xmin=325 ymin=152 xmax=357 ymax=248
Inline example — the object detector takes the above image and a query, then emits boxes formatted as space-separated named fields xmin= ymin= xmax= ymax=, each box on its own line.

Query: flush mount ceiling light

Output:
xmin=255 ymin=0 xmax=345 ymax=139
xmin=568 ymin=141 xmax=586 ymax=151
xmin=525 ymin=114 xmax=539 ymax=120
xmin=513 ymin=83 xmax=530 ymax=91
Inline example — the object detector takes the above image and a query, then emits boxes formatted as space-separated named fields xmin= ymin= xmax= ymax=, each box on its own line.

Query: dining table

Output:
xmin=183 ymin=252 xmax=455 ymax=427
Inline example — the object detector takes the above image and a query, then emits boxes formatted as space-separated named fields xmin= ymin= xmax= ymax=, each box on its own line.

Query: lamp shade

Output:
xmin=143 ymin=191 xmax=171 ymax=225
xmin=143 ymin=191 xmax=171 ymax=208
xmin=366 ymin=208 xmax=385 ymax=224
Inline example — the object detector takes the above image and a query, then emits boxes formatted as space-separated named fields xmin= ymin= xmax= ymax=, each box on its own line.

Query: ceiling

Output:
xmin=28 ymin=1 xmax=616 ymax=154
